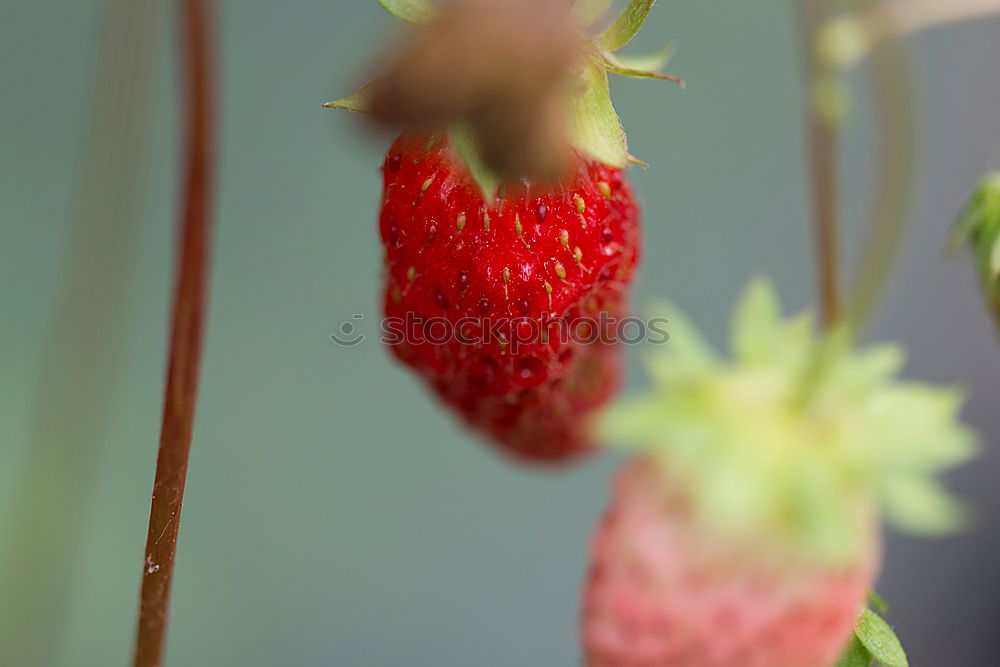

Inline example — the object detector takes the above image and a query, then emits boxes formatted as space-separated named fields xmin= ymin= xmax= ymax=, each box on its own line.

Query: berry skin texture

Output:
xmin=379 ymin=131 xmax=640 ymax=462
xmin=582 ymin=460 xmax=878 ymax=667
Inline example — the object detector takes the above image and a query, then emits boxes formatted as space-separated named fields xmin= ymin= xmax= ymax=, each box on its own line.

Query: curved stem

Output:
xmin=797 ymin=0 xmax=842 ymax=329
xmin=845 ymin=9 xmax=915 ymax=331
xmin=132 ymin=1 xmax=216 ymax=665
xmin=853 ymin=0 xmax=1000 ymax=64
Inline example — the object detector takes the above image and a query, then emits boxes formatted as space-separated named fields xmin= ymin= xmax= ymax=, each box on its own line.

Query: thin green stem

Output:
xmin=845 ymin=9 xmax=916 ymax=331
xmin=132 ymin=1 xmax=216 ymax=665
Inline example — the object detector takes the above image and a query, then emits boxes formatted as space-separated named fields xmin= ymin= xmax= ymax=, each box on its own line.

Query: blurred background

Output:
xmin=2 ymin=0 xmax=999 ymax=664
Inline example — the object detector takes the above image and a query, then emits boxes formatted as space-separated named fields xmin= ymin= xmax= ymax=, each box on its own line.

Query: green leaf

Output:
xmin=835 ymin=634 xmax=874 ymax=667
xmin=322 ymin=78 xmax=382 ymax=112
xmin=855 ymin=609 xmax=908 ymax=667
xmin=447 ymin=124 xmax=499 ymax=202
xmin=597 ymin=0 xmax=655 ymax=52
xmin=575 ymin=0 xmax=613 ymax=25
xmin=606 ymin=44 xmax=677 ymax=73
xmin=377 ymin=0 xmax=437 ymax=25
xmin=568 ymin=63 xmax=629 ymax=167
xmin=950 ymin=172 xmax=1000 ymax=250
xmin=989 ymin=235 xmax=1000 ymax=280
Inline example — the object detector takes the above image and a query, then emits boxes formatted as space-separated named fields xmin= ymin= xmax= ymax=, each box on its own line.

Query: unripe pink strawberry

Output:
xmin=582 ymin=279 xmax=976 ymax=667
xmin=583 ymin=459 xmax=878 ymax=667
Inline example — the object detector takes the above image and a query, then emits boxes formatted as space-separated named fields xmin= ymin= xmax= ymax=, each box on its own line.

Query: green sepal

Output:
xmin=568 ymin=63 xmax=629 ymax=168
xmin=730 ymin=277 xmax=783 ymax=364
xmin=329 ymin=0 xmax=675 ymax=197
xmin=600 ymin=52 xmax=685 ymax=85
xmin=855 ymin=609 xmax=909 ymax=667
xmin=376 ymin=0 xmax=437 ymax=25
xmin=836 ymin=635 xmax=874 ymax=667
xmin=322 ymin=78 xmax=381 ymax=112
xmin=606 ymin=44 xmax=677 ymax=74
xmin=574 ymin=0 xmax=614 ymax=26
xmin=448 ymin=124 xmax=499 ymax=203
xmin=868 ymin=590 xmax=889 ymax=614
xmin=880 ymin=476 xmax=969 ymax=535
xmin=322 ymin=82 xmax=502 ymax=201
xmin=597 ymin=0 xmax=655 ymax=52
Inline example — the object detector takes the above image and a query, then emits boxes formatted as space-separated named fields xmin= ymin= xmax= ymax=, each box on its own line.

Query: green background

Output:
xmin=2 ymin=0 xmax=1000 ymax=664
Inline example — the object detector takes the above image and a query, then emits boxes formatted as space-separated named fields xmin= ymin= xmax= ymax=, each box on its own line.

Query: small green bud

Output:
xmin=816 ymin=16 xmax=871 ymax=69
xmin=952 ymin=173 xmax=1000 ymax=323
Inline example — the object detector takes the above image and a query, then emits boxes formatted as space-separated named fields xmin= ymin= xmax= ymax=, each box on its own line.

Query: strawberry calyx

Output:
xmin=602 ymin=279 xmax=977 ymax=566
xmin=325 ymin=0 xmax=682 ymax=197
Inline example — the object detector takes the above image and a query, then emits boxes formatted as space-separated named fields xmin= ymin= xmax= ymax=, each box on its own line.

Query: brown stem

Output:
xmin=797 ymin=0 xmax=842 ymax=329
xmin=807 ymin=115 xmax=841 ymax=328
xmin=132 ymin=1 xmax=215 ymax=665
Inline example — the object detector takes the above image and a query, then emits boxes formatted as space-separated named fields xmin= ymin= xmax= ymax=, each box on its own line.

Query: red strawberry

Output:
xmin=328 ymin=0 xmax=683 ymax=461
xmin=380 ymin=131 xmax=640 ymax=462
xmin=581 ymin=459 xmax=878 ymax=667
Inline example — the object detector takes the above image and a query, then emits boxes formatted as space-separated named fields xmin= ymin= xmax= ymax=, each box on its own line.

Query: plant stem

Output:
xmin=797 ymin=0 xmax=842 ymax=329
xmin=0 ymin=2 xmax=160 ymax=664
xmin=792 ymin=0 xmax=915 ymax=411
xmin=132 ymin=1 xmax=215 ymax=665
xmin=845 ymin=6 xmax=915 ymax=331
